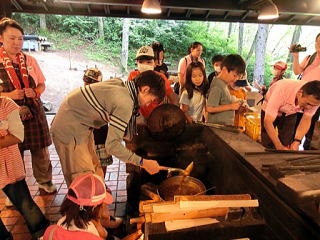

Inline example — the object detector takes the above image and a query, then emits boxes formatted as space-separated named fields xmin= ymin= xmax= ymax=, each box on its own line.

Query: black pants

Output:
xmin=0 ymin=179 xmax=49 ymax=239
xmin=295 ymin=107 xmax=320 ymax=150
xmin=261 ymin=110 xmax=297 ymax=149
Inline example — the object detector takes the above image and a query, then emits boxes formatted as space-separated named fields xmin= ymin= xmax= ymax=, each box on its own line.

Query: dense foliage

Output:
xmin=13 ymin=13 xmax=274 ymax=85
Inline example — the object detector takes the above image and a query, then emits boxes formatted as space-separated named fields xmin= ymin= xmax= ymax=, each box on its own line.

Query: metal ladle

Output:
xmin=159 ymin=161 xmax=194 ymax=177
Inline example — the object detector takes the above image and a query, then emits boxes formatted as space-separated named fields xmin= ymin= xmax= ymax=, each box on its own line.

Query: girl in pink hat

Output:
xmin=43 ymin=173 xmax=113 ymax=240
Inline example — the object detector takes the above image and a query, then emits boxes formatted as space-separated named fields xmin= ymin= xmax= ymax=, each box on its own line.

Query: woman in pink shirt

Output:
xmin=177 ymin=42 xmax=205 ymax=91
xmin=0 ymin=17 xmax=55 ymax=193
xmin=290 ymin=34 xmax=320 ymax=149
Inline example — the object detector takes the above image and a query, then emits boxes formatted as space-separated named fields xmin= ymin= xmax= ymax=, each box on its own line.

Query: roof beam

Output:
xmin=205 ymin=10 xmax=210 ymax=19
xmin=240 ymin=10 xmax=250 ymax=21
xmin=305 ymin=16 xmax=315 ymax=24
xmin=287 ymin=15 xmax=295 ymax=23
xmin=11 ymin=0 xmax=22 ymax=11
xmin=223 ymin=11 xmax=229 ymax=20
xmin=41 ymin=3 xmax=48 ymax=12
xmin=51 ymin=0 xmax=320 ymax=16
xmin=166 ymin=8 xmax=171 ymax=17
xmin=0 ymin=0 xmax=12 ymax=18
xmin=104 ymin=5 xmax=110 ymax=15
xmin=68 ymin=3 xmax=73 ymax=12
xmin=186 ymin=9 xmax=191 ymax=18
xmin=53 ymin=0 xmax=241 ymax=12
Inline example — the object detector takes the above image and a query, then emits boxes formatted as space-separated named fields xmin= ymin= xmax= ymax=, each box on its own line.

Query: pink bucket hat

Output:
xmin=67 ymin=173 xmax=113 ymax=207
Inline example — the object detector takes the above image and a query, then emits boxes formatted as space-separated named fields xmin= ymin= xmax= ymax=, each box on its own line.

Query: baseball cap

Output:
xmin=83 ymin=68 xmax=102 ymax=83
xmin=67 ymin=173 xmax=113 ymax=207
xmin=273 ymin=61 xmax=287 ymax=71
xmin=235 ymin=71 xmax=249 ymax=87
xmin=135 ymin=46 xmax=154 ymax=60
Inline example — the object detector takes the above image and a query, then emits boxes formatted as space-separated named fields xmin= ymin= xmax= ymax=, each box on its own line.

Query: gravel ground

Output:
xmin=28 ymin=49 xmax=123 ymax=112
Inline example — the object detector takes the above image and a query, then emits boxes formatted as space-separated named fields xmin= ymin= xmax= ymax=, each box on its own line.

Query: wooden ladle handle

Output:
xmin=141 ymin=185 xmax=161 ymax=201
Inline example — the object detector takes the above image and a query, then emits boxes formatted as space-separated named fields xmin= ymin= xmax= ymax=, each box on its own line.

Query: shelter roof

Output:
xmin=9 ymin=0 xmax=320 ymax=26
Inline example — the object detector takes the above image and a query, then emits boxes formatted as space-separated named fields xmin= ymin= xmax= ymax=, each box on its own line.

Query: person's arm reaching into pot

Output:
xmin=105 ymin=99 xmax=161 ymax=175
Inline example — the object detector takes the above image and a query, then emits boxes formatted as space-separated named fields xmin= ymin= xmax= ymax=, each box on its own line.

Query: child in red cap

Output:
xmin=43 ymin=173 xmax=113 ymax=240
xmin=270 ymin=60 xmax=287 ymax=86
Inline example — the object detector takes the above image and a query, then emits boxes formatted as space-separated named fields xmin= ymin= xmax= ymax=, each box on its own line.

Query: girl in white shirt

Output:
xmin=179 ymin=62 xmax=209 ymax=123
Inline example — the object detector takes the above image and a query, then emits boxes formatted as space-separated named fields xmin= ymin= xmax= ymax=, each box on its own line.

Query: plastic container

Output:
xmin=244 ymin=112 xmax=261 ymax=141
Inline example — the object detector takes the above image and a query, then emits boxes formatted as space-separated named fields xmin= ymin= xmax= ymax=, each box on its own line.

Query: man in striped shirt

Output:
xmin=51 ymin=71 xmax=166 ymax=186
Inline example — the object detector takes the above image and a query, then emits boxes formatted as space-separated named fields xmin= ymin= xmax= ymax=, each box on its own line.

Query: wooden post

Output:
xmin=0 ymin=0 xmax=12 ymax=19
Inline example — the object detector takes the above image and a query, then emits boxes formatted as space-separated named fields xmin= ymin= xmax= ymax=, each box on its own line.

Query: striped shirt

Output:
xmin=51 ymin=78 xmax=142 ymax=165
xmin=0 ymin=97 xmax=25 ymax=189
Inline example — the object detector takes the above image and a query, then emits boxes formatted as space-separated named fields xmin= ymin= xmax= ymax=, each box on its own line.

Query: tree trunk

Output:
xmin=286 ymin=26 xmax=302 ymax=65
xmin=98 ymin=17 xmax=104 ymax=39
xmin=227 ymin=23 xmax=233 ymax=41
xmin=245 ymin=29 xmax=258 ymax=62
xmin=238 ymin=23 xmax=244 ymax=56
xmin=254 ymin=24 xmax=269 ymax=85
xmin=39 ymin=14 xmax=46 ymax=30
xmin=121 ymin=18 xmax=130 ymax=72
xmin=206 ymin=22 xmax=210 ymax=32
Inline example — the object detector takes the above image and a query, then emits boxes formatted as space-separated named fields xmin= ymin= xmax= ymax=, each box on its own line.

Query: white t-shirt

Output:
xmin=179 ymin=89 xmax=205 ymax=121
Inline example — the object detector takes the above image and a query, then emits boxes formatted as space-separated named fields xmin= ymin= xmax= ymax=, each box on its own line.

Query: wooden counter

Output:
xmin=143 ymin=125 xmax=320 ymax=239
xmin=201 ymin=126 xmax=320 ymax=239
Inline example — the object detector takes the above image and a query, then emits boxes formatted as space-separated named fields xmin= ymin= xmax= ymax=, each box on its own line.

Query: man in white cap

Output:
xmin=127 ymin=45 xmax=177 ymax=119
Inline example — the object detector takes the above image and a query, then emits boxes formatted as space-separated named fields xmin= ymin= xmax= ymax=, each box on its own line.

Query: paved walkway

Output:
xmin=0 ymin=116 xmax=127 ymax=240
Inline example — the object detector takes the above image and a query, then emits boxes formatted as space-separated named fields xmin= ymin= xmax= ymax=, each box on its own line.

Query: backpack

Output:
xmin=298 ymin=52 xmax=317 ymax=80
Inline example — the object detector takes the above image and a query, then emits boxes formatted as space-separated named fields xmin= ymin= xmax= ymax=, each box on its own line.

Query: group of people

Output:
xmin=0 ymin=15 xmax=320 ymax=240
xmin=174 ymin=40 xmax=320 ymax=151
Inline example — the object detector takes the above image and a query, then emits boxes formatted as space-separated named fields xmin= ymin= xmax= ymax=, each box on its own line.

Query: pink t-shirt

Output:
xmin=178 ymin=55 xmax=205 ymax=84
xmin=43 ymin=224 xmax=101 ymax=240
xmin=261 ymin=79 xmax=318 ymax=118
xmin=300 ymin=53 xmax=320 ymax=83
xmin=26 ymin=54 xmax=46 ymax=85
xmin=0 ymin=97 xmax=25 ymax=189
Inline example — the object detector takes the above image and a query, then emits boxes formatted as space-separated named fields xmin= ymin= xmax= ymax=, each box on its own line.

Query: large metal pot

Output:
xmin=157 ymin=175 xmax=206 ymax=201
